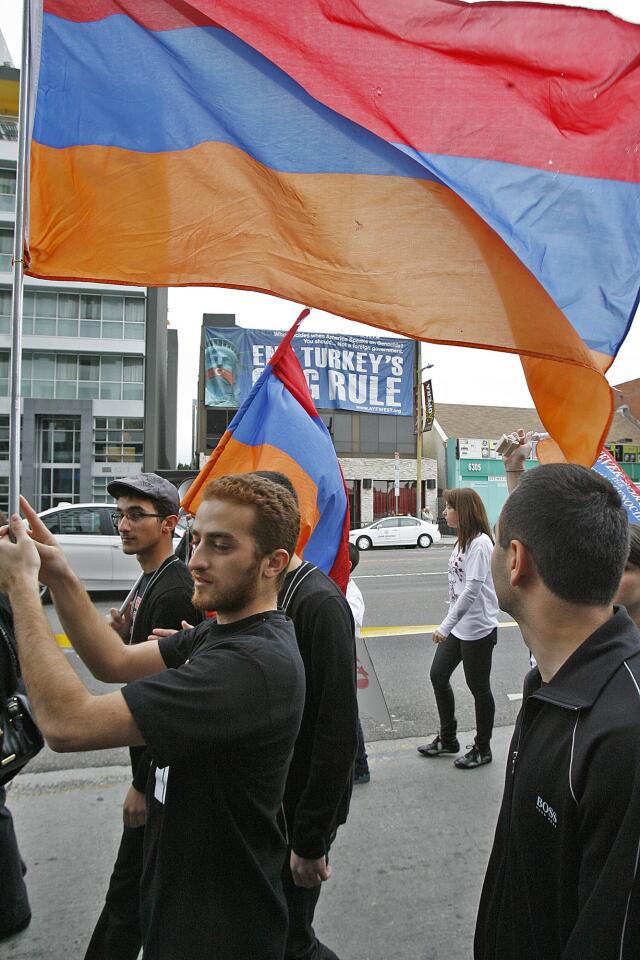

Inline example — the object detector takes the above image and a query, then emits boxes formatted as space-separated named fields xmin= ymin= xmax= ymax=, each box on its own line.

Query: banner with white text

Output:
xmin=204 ymin=327 xmax=415 ymax=415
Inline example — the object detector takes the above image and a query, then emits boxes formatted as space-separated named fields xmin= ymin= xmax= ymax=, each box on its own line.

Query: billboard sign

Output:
xmin=204 ymin=327 xmax=415 ymax=415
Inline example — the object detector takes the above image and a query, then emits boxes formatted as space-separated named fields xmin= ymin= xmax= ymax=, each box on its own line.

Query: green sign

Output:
xmin=461 ymin=460 xmax=490 ymax=478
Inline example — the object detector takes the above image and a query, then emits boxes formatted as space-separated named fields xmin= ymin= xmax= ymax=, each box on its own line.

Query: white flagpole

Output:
xmin=9 ymin=0 xmax=32 ymax=517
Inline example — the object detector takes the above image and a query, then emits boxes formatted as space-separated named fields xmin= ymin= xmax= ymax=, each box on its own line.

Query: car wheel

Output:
xmin=418 ymin=534 xmax=433 ymax=549
xmin=39 ymin=582 xmax=51 ymax=604
xmin=356 ymin=536 xmax=372 ymax=551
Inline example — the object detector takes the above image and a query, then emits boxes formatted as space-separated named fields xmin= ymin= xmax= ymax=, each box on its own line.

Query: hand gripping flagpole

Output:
xmin=9 ymin=0 xmax=32 ymax=517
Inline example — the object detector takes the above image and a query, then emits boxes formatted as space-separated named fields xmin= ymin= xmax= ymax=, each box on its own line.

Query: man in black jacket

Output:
xmin=475 ymin=463 xmax=640 ymax=960
xmin=85 ymin=473 xmax=200 ymax=960
xmin=257 ymin=472 xmax=358 ymax=960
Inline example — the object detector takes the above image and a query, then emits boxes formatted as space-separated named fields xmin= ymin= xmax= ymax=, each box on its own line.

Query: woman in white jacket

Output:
xmin=418 ymin=488 xmax=499 ymax=769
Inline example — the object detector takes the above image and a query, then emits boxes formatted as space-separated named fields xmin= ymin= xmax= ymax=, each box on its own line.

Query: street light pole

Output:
xmin=415 ymin=342 xmax=433 ymax=520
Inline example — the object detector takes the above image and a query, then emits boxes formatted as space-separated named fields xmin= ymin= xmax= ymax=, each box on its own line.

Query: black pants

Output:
xmin=355 ymin=719 xmax=368 ymax=770
xmin=282 ymin=839 xmax=335 ymax=960
xmin=429 ymin=629 xmax=497 ymax=752
xmin=0 ymin=785 xmax=31 ymax=941
xmin=84 ymin=824 xmax=144 ymax=960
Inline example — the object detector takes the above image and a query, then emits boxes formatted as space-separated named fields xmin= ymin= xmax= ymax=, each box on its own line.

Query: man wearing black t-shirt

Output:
xmin=85 ymin=473 xmax=200 ymax=960
xmin=256 ymin=472 xmax=358 ymax=960
xmin=0 ymin=475 xmax=305 ymax=960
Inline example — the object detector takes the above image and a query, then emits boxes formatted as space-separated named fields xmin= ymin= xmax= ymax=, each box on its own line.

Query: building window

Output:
xmin=38 ymin=416 xmax=82 ymax=510
xmin=91 ymin=476 xmax=116 ymax=503
xmin=0 ymin=228 xmax=12 ymax=272
xmin=0 ymin=287 xmax=146 ymax=340
xmin=94 ymin=417 xmax=144 ymax=462
xmin=0 ymin=168 xmax=16 ymax=212
xmin=0 ymin=416 xmax=8 ymax=458
xmin=0 ymin=289 xmax=9 ymax=333
xmin=0 ymin=475 xmax=7 ymax=514
xmin=0 ymin=118 xmax=18 ymax=142
xmin=320 ymin=412 xmax=353 ymax=454
xmin=206 ymin=409 xmax=234 ymax=450
xmin=373 ymin=480 xmax=417 ymax=519
xmin=317 ymin=411 xmax=415 ymax=456
xmin=344 ymin=478 xmax=361 ymax=529
xmin=0 ymin=350 xmax=145 ymax=401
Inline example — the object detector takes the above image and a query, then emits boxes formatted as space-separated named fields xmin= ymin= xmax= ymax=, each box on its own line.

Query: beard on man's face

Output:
xmin=191 ymin=557 xmax=262 ymax=613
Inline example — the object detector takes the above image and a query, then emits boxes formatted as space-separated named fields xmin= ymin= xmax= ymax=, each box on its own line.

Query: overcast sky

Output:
xmin=1 ymin=0 xmax=638 ymax=462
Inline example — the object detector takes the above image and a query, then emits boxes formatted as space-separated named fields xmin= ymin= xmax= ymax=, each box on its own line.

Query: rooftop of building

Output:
xmin=614 ymin=378 xmax=640 ymax=424
xmin=433 ymin=402 xmax=640 ymax=446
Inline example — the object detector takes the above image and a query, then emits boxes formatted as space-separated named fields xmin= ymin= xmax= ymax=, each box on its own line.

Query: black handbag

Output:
xmin=0 ymin=619 xmax=44 ymax=786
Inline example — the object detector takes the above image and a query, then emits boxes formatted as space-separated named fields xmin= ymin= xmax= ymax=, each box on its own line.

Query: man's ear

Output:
xmin=162 ymin=515 xmax=178 ymax=535
xmin=510 ymin=539 xmax=534 ymax=587
xmin=263 ymin=549 xmax=290 ymax=581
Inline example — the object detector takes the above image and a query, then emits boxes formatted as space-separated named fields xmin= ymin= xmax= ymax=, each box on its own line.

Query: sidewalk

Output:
xmin=3 ymin=726 xmax=513 ymax=960
xmin=434 ymin=534 xmax=457 ymax=548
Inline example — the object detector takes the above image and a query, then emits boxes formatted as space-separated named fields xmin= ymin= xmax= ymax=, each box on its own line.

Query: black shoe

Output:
xmin=354 ymin=765 xmax=370 ymax=784
xmin=417 ymin=734 xmax=460 ymax=757
xmin=454 ymin=744 xmax=492 ymax=769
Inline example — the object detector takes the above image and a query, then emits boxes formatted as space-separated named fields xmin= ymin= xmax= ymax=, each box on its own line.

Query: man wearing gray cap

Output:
xmin=85 ymin=473 xmax=200 ymax=960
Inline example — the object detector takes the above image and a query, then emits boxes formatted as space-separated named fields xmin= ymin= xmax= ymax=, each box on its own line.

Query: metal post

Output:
xmin=415 ymin=342 xmax=423 ymax=520
xmin=9 ymin=0 xmax=32 ymax=517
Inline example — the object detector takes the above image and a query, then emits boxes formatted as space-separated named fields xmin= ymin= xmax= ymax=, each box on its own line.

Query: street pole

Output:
xmin=415 ymin=342 xmax=423 ymax=519
xmin=9 ymin=0 xmax=32 ymax=517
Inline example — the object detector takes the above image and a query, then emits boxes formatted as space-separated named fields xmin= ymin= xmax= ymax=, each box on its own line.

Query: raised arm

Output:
xmin=502 ymin=429 xmax=536 ymax=493
xmin=0 ymin=514 xmax=145 ymax=752
xmin=17 ymin=497 xmax=165 ymax=683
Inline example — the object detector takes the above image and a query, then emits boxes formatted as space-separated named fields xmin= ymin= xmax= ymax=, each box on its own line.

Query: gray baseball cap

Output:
xmin=107 ymin=473 xmax=180 ymax=516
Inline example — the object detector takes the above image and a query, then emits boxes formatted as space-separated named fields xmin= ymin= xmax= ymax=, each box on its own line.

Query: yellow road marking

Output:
xmin=55 ymin=621 xmax=519 ymax=648
xmin=361 ymin=622 xmax=517 ymax=638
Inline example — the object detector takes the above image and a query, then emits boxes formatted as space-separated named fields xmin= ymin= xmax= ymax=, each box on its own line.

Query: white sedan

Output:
xmin=38 ymin=502 xmax=186 ymax=597
xmin=349 ymin=516 xmax=441 ymax=551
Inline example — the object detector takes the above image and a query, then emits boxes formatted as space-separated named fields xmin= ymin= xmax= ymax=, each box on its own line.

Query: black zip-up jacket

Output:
xmin=475 ymin=607 xmax=640 ymax=960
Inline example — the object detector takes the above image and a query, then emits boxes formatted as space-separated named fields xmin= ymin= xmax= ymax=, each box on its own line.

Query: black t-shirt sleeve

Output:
xmin=122 ymin=643 xmax=272 ymax=768
xmin=158 ymin=627 xmax=195 ymax=668
xmin=292 ymin=595 xmax=358 ymax=858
